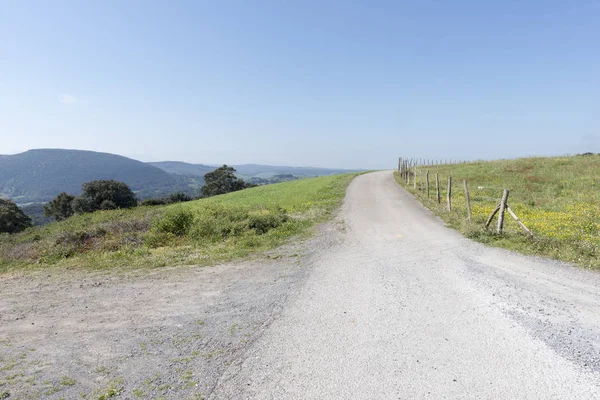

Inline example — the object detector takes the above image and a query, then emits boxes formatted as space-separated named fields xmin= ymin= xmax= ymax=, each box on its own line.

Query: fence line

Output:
xmin=396 ymin=156 xmax=534 ymax=237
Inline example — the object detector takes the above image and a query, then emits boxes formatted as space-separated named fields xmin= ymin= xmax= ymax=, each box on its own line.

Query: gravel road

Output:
xmin=3 ymin=170 xmax=600 ymax=399
xmin=211 ymin=171 xmax=600 ymax=399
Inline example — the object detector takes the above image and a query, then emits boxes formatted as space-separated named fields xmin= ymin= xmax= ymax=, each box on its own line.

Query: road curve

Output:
xmin=212 ymin=171 xmax=600 ymax=399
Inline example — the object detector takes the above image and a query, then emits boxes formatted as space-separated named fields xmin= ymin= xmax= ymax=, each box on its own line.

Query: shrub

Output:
xmin=44 ymin=192 xmax=76 ymax=221
xmin=72 ymin=197 xmax=93 ymax=214
xmin=189 ymin=204 xmax=249 ymax=241
xmin=167 ymin=192 xmax=192 ymax=204
xmin=0 ymin=199 xmax=32 ymax=234
xmin=77 ymin=180 xmax=138 ymax=213
xmin=152 ymin=209 xmax=195 ymax=236
xmin=100 ymin=200 xmax=117 ymax=210
xmin=247 ymin=208 xmax=288 ymax=234
xmin=140 ymin=198 xmax=169 ymax=206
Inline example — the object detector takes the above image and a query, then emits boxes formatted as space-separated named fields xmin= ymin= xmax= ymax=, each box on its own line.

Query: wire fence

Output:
xmin=396 ymin=157 xmax=534 ymax=237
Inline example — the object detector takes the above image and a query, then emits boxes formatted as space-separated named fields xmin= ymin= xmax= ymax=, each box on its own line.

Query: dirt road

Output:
xmin=3 ymin=171 xmax=600 ymax=399
xmin=212 ymin=171 xmax=600 ymax=399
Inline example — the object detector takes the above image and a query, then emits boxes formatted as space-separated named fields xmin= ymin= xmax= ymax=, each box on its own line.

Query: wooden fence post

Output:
xmin=436 ymin=173 xmax=440 ymax=203
xmin=426 ymin=170 xmax=430 ymax=198
xmin=497 ymin=189 xmax=509 ymax=234
xmin=485 ymin=204 xmax=501 ymax=229
xmin=413 ymin=167 xmax=417 ymax=189
xmin=463 ymin=179 xmax=472 ymax=222
xmin=447 ymin=177 xmax=452 ymax=211
xmin=506 ymin=206 xmax=534 ymax=238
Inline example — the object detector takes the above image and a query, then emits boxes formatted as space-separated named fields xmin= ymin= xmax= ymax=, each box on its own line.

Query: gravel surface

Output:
xmin=3 ymin=170 xmax=600 ymax=399
xmin=211 ymin=171 xmax=600 ymax=399
xmin=0 ymin=231 xmax=334 ymax=399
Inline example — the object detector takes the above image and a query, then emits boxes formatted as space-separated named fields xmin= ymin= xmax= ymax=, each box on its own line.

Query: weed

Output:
xmin=61 ymin=376 xmax=76 ymax=386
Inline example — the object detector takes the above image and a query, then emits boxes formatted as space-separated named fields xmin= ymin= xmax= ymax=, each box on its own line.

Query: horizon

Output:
xmin=2 ymin=2 xmax=599 ymax=168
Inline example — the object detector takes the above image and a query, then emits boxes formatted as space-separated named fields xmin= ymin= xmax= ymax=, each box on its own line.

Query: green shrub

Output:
xmin=190 ymin=205 xmax=248 ymax=241
xmin=100 ymin=200 xmax=117 ymax=210
xmin=140 ymin=198 xmax=169 ymax=206
xmin=152 ymin=209 xmax=195 ymax=236
xmin=247 ymin=208 xmax=288 ymax=234
xmin=167 ymin=192 xmax=192 ymax=203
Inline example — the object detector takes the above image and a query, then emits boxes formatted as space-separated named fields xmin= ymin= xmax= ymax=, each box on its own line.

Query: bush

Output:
xmin=247 ymin=208 xmax=288 ymax=234
xmin=44 ymin=192 xmax=76 ymax=221
xmin=72 ymin=197 xmax=93 ymax=214
xmin=100 ymin=200 xmax=117 ymax=210
xmin=77 ymin=180 xmax=138 ymax=213
xmin=152 ymin=209 xmax=195 ymax=236
xmin=140 ymin=198 xmax=169 ymax=206
xmin=189 ymin=204 xmax=249 ymax=241
xmin=0 ymin=199 xmax=32 ymax=234
xmin=168 ymin=192 xmax=192 ymax=204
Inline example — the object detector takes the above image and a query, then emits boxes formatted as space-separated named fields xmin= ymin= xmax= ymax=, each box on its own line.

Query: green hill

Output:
xmin=0 ymin=149 xmax=198 ymax=203
xmin=395 ymin=155 xmax=600 ymax=269
xmin=0 ymin=173 xmax=360 ymax=273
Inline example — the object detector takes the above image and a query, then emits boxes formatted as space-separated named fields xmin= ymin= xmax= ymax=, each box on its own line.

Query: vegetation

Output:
xmin=150 ymin=161 xmax=362 ymax=180
xmin=44 ymin=192 xmax=76 ymax=221
xmin=75 ymin=180 xmax=138 ymax=212
xmin=201 ymin=165 xmax=254 ymax=198
xmin=394 ymin=155 xmax=600 ymax=269
xmin=0 ymin=173 xmax=359 ymax=272
xmin=0 ymin=149 xmax=198 ymax=203
xmin=139 ymin=192 xmax=193 ymax=207
xmin=0 ymin=199 xmax=32 ymax=234
xmin=20 ymin=203 xmax=53 ymax=226
xmin=247 ymin=174 xmax=299 ymax=185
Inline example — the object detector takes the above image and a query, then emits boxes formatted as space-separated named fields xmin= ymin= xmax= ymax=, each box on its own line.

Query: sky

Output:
xmin=1 ymin=1 xmax=599 ymax=169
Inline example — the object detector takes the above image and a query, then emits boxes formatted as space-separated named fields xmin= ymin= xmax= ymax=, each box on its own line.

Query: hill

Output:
xmin=0 ymin=173 xmax=360 ymax=272
xmin=0 ymin=149 xmax=198 ymax=203
xmin=148 ymin=161 xmax=214 ymax=180
xmin=149 ymin=161 xmax=361 ymax=180
xmin=394 ymin=154 xmax=600 ymax=269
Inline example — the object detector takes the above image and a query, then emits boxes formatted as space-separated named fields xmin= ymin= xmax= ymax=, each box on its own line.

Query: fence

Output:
xmin=396 ymin=157 xmax=534 ymax=237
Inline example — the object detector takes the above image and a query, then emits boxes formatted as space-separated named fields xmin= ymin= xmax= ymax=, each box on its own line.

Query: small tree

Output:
xmin=167 ymin=192 xmax=192 ymax=204
xmin=201 ymin=165 xmax=251 ymax=198
xmin=44 ymin=192 xmax=75 ymax=221
xmin=76 ymin=180 xmax=138 ymax=213
xmin=0 ymin=198 xmax=32 ymax=234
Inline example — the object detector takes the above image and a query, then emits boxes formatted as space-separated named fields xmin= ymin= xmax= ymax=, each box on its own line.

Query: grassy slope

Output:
xmin=0 ymin=173 xmax=359 ymax=273
xmin=394 ymin=155 xmax=600 ymax=269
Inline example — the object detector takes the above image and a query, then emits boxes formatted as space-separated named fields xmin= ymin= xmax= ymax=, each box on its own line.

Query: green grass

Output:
xmin=0 ymin=173 xmax=359 ymax=273
xmin=395 ymin=155 xmax=600 ymax=269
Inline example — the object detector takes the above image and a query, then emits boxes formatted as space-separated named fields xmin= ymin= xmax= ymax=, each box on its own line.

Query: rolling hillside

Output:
xmin=149 ymin=161 xmax=361 ymax=180
xmin=148 ymin=161 xmax=214 ymax=179
xmin=0 ymin=173 xmax=360 ymax=272
xmin=395 ymin=154 xmax=600 ymax=269
xmin=0 ymin=149 xmax=198 ymax=203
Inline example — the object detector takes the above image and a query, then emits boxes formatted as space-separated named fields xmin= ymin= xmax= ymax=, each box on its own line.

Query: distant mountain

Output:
xmin=231 ymin=164 xmax=362 ymax=179
xmin=148 ymin=161 xmax=214 ymax=179
xmin=149 ymin=161 xmax=360 ymax=180
xmin=0 ymin=149 xmax=199 ymax=204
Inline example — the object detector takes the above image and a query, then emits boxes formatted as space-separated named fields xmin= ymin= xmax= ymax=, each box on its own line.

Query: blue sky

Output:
xmin=1 ymin=1 xmax=598 ymax=169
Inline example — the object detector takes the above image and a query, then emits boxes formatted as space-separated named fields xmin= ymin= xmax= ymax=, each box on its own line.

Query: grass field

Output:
xmin=394 ymin=155 xmax=600 ymax=269
xmin=0 ymin=173 xmax=359 ymax=273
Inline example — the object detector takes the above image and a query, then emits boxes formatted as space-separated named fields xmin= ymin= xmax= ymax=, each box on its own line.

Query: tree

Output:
xmin=167 ymin=192 xmax=192 ymax=204
xmin=75 ymin=180 xmax=138 ymax=213
xmin=201 ymin=165 xmax=252 ymax=198
xmin=0 ymin=198 xmax=32 ymax=234
xmin=44 ymin=192 xmax=76 ymax=221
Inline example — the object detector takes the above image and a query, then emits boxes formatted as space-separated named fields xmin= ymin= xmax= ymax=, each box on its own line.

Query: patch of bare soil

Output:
xmin=0 ymin=229 xmax=336 ymax=399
